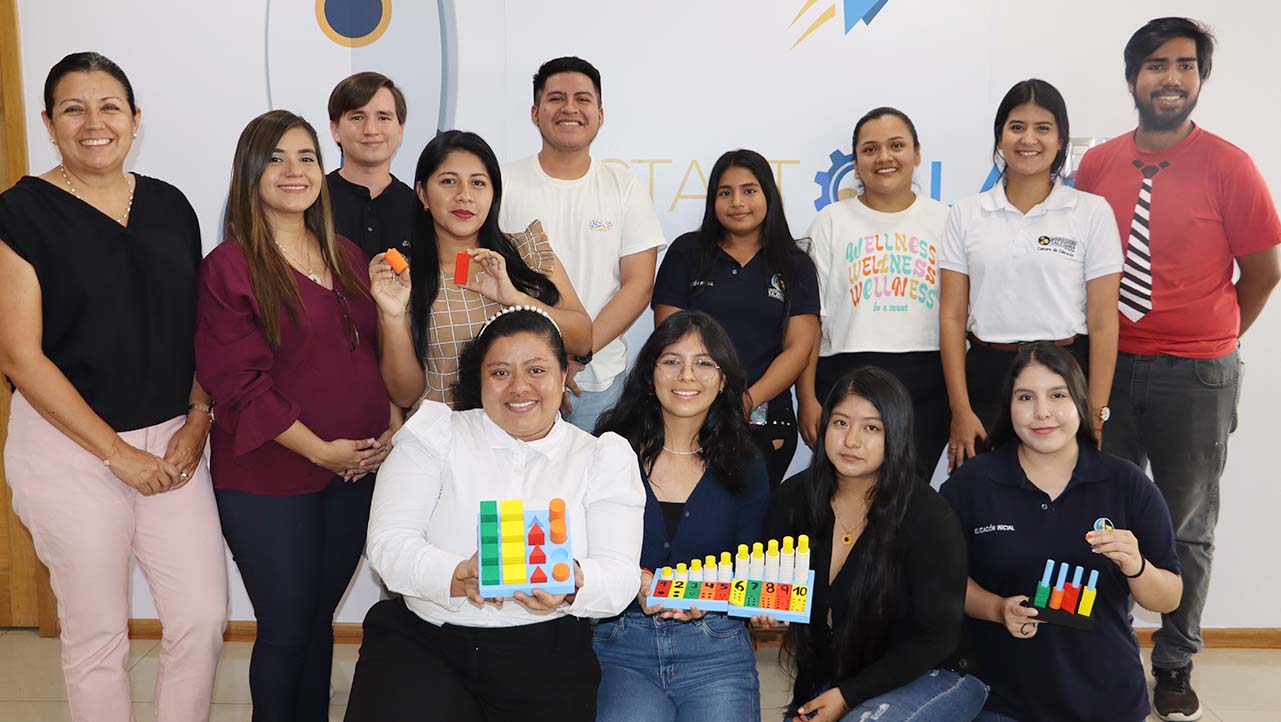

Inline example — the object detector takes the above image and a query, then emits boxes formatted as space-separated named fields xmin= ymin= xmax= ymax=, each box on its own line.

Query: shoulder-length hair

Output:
xmin=985 ymin=342 xmax=1097 ymax=451
xmin=407 ymin=130 xmax=559 ymax=365
xmin=594 ymin=310 xmax=754 ymax=493
xmin=782 ymin=366 xmax=919 ymax=703
xmin=224 ymin=109 xmax=361 ymax=347
xmin=993 ymin=78 xmax=1071 ymax=180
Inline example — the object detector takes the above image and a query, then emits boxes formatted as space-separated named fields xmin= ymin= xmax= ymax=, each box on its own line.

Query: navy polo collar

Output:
xmin=986 ymin=440 xmax=1110 ymax=495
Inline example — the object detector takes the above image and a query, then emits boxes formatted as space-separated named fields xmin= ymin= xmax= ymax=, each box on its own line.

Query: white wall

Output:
xmin=16 ymin=0 xmax=1280 ymax=627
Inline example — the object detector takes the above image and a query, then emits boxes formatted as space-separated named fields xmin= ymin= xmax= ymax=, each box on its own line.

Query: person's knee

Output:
xmin=161 ymin=598 xmax=228 ymax=649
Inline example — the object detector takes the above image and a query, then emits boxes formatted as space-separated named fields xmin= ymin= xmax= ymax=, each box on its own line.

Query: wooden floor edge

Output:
xmin=119 ymin=620 xmax=1281 ymax=649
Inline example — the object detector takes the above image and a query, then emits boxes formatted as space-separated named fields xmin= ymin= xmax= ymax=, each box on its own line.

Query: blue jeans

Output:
xmin=1103 ymin=350 xmax=1241 ymax=669
xmin=594 ymin=611 xmax=760 ymax=722
xmin=825 ymin=669 xmax=986 ymax=722
xmin=565 ymin=370 xmax=625 ymax=434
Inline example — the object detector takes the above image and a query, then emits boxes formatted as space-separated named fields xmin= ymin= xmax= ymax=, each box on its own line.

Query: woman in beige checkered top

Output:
xmin=369 ymin=130 xmax=592 ymax=408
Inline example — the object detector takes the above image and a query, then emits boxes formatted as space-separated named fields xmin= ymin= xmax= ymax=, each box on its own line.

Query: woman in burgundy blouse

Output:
xmin=195 ymin=109 xmax=395 ymax=721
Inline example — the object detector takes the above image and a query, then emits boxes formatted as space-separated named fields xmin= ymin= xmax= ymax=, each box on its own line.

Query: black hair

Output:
xmin=44 ymin=52 xmax=136 ymax=115
xmin=781 ymin=366 xmax=919 ymax=706
xmin=594 ymin=311 xmax=755 ymax=493
xmin=532 ymin=56 xmax=602 ymax=104
xmin=691 ymin=149 xmax=802 ymax=308
xmin=852 ymin=106 xmax=920 ymax=151
xmin=452 ymin=309 xmax=568 ymax=410
xmin=993 ymin=78 xmax=1070 ymax=179
xmin=1124 ymin=17 xmax=1215 ymax=85
xmin=408 ymin=130 xmax=560 ymax=365
xmin=985 ymin=342 xmax=1098 ymax=451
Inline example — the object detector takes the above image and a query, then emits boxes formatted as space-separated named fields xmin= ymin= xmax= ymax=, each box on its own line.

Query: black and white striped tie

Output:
xmin=1118 ymin=160 xmax=1169 ymax=323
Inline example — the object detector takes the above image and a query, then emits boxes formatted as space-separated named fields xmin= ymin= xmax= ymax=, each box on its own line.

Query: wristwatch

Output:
xmin=189 ymin=401 xmax=215 ymax=424
xmin=574 ymin=351 xmax=593 ymax=366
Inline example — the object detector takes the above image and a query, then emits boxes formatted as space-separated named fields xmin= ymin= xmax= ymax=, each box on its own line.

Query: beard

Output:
xmin=1133 ymin=88 xmax=1199 ymax=132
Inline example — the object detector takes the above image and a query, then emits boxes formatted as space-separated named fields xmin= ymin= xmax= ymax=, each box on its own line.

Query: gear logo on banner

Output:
xmin=316 ymin=0 xmax=392 ymax=47
xmin=812 ymin=149 xmax=944 ymax=211
xmin=790 ymin=0 xmax=892 ymax=48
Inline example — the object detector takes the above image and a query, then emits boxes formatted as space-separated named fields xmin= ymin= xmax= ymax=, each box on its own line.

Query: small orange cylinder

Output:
xmin=550 ymin=518 xmax=567 ymax=544
xmin=552 ymin=562 xmax=571 ymax=582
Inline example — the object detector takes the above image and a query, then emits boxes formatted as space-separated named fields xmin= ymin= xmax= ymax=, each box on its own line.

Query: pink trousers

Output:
xmin=5 ymin=392 xmax=228 ymax=722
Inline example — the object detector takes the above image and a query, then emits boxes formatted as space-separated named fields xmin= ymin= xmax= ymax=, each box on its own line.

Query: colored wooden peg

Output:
xmin=552 ymin=562 xmax=571 ymax=582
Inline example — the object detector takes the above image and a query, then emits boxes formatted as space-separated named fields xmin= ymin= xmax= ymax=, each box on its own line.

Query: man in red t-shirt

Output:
xmin=1075 ymin=17 xmax=1281 ymax=721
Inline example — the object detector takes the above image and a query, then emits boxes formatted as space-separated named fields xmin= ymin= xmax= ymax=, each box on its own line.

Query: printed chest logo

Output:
xmin=588 ymin=219 xmax=614 ymax=232
xmin=974 ymin=523 xmax=1016 ymax=535
xmin=768 ymin=273 xmax=787 ymax=302
xmin=1036 ymin=235 xmax=1080 ymax=258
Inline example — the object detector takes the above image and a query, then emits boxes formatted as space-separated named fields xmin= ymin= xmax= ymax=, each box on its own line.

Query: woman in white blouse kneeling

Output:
xmin=344 ymin=307 xmax=646 ymax=722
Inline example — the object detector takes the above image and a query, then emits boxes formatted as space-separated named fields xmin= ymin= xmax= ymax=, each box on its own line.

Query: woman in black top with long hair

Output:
xmin=762 ymin=367 xmax=984 ymax=722
xmin=653 ymin=149 xmax=819 ymax=487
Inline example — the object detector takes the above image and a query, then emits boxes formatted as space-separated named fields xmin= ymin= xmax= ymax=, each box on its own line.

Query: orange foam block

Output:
xmin=552 ymin=562 xmax=571 ymax=582
xmin=385 ymin=248 xmax=408 ymax=274
xmin=550 ymin=519 xmax=567 ymax=545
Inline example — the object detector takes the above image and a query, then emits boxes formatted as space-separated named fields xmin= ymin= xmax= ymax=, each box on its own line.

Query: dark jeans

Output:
xmin=344 ymin=599 xmax=601 ymax=722
xmin=750 ymin=401 xmax=798 ymax=490
xmin=965 ymin=338 xmax=1091 ymax=429
xmin=816 ymin=351 xmax=950 ymax=483
xmin=1103 ymin=350 xmax=1241 ymax=669
xmin=215 ymin=475 xmax=374 ymax=722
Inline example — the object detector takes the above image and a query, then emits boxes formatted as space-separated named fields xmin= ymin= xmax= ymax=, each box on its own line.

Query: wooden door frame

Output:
xmin=0 ymin=0 xmax=57 ymax=636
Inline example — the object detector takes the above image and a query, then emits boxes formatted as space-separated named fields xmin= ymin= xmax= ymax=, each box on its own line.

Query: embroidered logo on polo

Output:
xmin=1035 ymin=235 xmax=1080 ymax=258
xmin=768 ymin=273 xmax=787 ymax=302
xmin=588 ymin=219 xmax=615 ymax=232
xmin=974 ymin=523 xmax=1016 ymax=535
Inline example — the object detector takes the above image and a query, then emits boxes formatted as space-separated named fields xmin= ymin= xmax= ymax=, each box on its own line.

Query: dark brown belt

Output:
xmin=968 ymin=332 xmax=1081 ymax=353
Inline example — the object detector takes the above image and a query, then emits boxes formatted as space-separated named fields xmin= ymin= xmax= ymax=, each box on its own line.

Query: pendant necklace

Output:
xmin=276 ymin=239 xmax=321 ymax=283
xmin=832 ymin=501 xmax=856 ymax=546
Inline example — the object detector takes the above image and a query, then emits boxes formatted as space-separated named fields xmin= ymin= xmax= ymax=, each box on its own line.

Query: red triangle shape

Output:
xmin=530 ymin=566 xmax=547 ymax=584
xmin=529 ymin=545 xmax=546 ymax=565
xmin=527 ymin=522 xmax=545 ymax=546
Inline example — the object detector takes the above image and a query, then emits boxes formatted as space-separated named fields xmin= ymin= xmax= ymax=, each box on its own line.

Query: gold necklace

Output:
xmin=59 ymin=164 xmax=134 ymax=224
xmin=831 ymin=501 xmax=856 ymax=546
xmin=275 ymin=239 xmax=321 ymax=283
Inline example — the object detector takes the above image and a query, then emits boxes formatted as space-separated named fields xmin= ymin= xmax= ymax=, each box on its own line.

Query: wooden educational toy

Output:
xmin=646 ymin=535 xmax=815 ymax=623
xmin=477 ymin=498 xmax=575 ymax=598
xmin=1024 ymin=559 xmax=1098 ymax=631
xmin=454 ymin=251 xmax=471 ymax=286
xmin=385 ymin=247 xmax=409 ymax=275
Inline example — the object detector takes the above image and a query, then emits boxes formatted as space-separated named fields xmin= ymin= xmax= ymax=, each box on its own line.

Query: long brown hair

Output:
xmin=223 ymin=109 xmax=362 ymax=347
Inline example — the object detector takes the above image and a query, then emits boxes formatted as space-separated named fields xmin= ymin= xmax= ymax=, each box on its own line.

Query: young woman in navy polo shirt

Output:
xmin=762 ymin=367 xmax=985 ymax=722
xmin=594 ymin=310 xmax=770 ymax=722
xmin=653 ymin=149 xmax=819 ymax=487
xmin=939 ymin=79 xmax=1123 ymax=471
xmin=940 ymin=343 xmax=1182 ymax=722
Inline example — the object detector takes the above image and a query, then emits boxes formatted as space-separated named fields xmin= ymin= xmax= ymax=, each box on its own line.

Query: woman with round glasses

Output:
xmin=195 ymin=109 xmax=397 ymax=720
xmin=594 ymin=310 xmax=769 ymax=722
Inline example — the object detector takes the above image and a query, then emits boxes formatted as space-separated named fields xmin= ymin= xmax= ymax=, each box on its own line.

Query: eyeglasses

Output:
xmin=334 ymin=289 xmax=360 ymax=351
xmin=654 ymin=357 xmax=721 ymax=382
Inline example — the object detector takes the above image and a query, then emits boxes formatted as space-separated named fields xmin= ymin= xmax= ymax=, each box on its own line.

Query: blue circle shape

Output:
xmin=324 ymin=0 xmax=383 ymax=39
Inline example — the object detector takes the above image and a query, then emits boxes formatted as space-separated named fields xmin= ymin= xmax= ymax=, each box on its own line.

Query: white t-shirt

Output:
xmin=939 ymin=182 xmax=1123 ymax=343
xmin=806 ymin=195 xmax=949 ymax=355
xmin=500 ymin=155 xmax=667 ymax=391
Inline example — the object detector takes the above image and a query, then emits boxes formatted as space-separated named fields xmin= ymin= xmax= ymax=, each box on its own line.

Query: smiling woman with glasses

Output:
xmin=593 ymin=310 xmax=769 ymax=722
xmin=194 ymin=109 xmax=399 ymax=721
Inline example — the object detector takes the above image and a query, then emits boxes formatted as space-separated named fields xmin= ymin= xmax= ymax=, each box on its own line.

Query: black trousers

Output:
xmin=216 ymin=474 xmax=374 ymax=722
xmin=750 ymin=401 xmax=798 ymax=490
xmin=814 ymin=351 xmax=950 ymax=483
xmin=965 ymin=337 xmax=1091 ymax=428
xmin=344 ymin=599 xmax=601 ymax=722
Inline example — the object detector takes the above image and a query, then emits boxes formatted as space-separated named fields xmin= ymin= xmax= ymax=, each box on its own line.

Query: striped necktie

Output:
xmin=1118 ymin=160 xmax=1169 ymax=323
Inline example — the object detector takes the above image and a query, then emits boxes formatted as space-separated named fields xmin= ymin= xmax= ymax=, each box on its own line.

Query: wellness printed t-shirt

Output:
xmin=806 ymin=195 xmax=948 ymax=355
xmin=500 ymin=156 xmax=666 ymax=392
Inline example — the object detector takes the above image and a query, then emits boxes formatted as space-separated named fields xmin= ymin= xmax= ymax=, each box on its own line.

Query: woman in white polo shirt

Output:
xmin=939 ymin=79 xmax=1122 ymax=470
xmin=802 ymin=107 xmax=951 ymax=482
xmin=343 ymin=307 xmax=645 ymax=722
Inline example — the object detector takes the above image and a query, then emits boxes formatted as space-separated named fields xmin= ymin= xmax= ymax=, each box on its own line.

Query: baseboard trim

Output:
xmin=124 ymin=619 xmax=1281 ymax=649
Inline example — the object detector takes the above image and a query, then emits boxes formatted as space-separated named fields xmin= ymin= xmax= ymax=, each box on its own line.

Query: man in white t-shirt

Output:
xmin=500 ymin=56 xmax=666 ymax=433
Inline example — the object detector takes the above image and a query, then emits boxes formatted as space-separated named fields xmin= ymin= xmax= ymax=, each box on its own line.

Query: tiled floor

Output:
xmin=1 ymin=628 xmax=1278 ymax=721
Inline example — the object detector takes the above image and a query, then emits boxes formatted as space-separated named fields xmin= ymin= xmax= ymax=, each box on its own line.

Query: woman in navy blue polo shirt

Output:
xmin=653 ymin=149 xmax=819 ymax=488
xmin=940 ymin=343 xmax=1181 ymax=722
xmin=594 ymin=310 xmax=769 ymax=722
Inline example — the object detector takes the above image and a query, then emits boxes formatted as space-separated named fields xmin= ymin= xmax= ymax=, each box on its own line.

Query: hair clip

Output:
xmin=477 ymin=305 xmax=562 ymax=340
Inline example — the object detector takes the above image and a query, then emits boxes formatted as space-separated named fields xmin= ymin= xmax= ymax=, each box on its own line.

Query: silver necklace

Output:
xmin=60 ymin=164 xmax=134 ymax=224
xmin=661 ymin=445 xmax=702 ymax=456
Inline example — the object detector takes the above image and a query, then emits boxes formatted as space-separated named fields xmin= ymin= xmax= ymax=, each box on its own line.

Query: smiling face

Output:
xmin=330 ymin=87 xmax=404 ymax=170
xmin=824 ymin=393 xmax=886 ymax=486
xmin=1010 ymin=362 xmax=1081 ymax=455
xmin=417 ymin=149 xmax=493 ymax=245
xmin=999 ymin=102 xmax=1062 ymax=180
xmin=42 ymin=70 xmax=139 ymax=175
xmin=652 ymin=331 xmax=724 ymax=424
xmin=853 ymin=114 xmax=920 ymax=200
xmin=713 ymin=165 xmax=768 ymax=241
xmin=257 ymin=126 xmax=323 ymax=222
xmin=1130 ymin=36 xmax=1202 ymax=133
xmin=480 ymin=331 xmax=568 ymax=441
xmin=531 ymin=71 xmax=603 ymax=153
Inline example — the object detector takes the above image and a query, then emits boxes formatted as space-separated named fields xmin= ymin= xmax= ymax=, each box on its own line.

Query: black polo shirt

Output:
xmin=939 ymin=442 xmax=1179 ymax=722
xmin=652 ymin=232 xmax=819 ymax=409
xmin=326 ymin=170 xmax=416 ymax=261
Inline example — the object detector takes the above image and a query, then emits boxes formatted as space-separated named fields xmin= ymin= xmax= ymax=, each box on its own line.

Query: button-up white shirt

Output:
xmin=367 ymin=401 xmax=645 ymax=627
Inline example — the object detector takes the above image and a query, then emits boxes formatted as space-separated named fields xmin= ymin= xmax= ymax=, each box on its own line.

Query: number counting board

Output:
xmin=477 ymin=498 xmax=575 ymax=598
xmin=645 ymin=537 xmax=815 ymax=624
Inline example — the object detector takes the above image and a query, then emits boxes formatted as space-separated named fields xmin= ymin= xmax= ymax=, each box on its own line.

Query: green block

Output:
xmin=479 ymin=500 xmax=498 ymax=523
xmin=479 ymin=520 xmax=499 ymax=544
xmin=480 ymin=564 xmax=499 ymax=586
xmin=683 ymin=581 xmax=702 ymax=599
xmin=745 ymin=580 xmax=762 ymax=608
